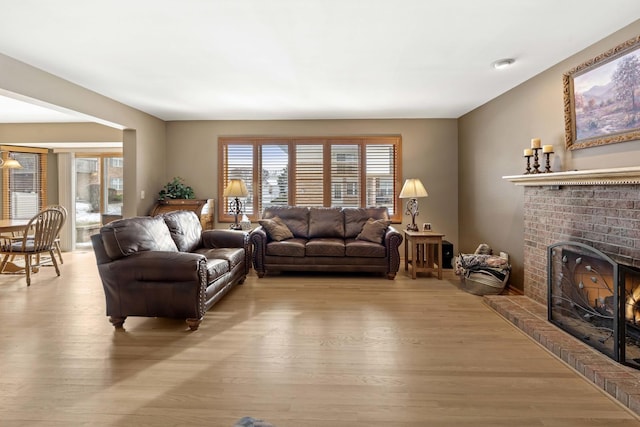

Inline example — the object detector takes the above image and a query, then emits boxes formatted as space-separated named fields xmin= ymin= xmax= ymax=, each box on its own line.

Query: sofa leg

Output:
xmin=109 ymin=316 xmax=126 ymax=329
xmin=256 ymin=271 xmax=265 ymax=278
xmin=186 ymin=318 xmax=202 ymax=331
xmin=238 ymin=277 xmax=246 ymax=285
xmin=387 ymin=273 xmax=396 ymax=280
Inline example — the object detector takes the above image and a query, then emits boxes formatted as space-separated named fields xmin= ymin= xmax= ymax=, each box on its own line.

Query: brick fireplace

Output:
xmin=523 ymin=182 xmax=640 ymax=305
xmin=488 ymin=167 xmax=640 ymax=415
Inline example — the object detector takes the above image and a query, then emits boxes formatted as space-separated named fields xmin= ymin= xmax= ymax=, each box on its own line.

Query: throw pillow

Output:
xmin=259 ymin=216 xmax=294 ymax=241
xmin=356 ymin=218 xmax=391 ymax=244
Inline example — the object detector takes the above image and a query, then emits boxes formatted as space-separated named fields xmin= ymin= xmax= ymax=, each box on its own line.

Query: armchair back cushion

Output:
xmin=162 ymin=210 xmax=203 ymax=252
xmin=100 ymin=216 xmax=178 ymax=260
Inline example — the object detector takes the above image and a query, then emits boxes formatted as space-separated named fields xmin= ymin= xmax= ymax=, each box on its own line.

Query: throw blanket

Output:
xmin=454 ymin=252 xmax=511 ymax=281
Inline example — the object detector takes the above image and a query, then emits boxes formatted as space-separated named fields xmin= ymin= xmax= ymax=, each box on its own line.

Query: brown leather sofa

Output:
xmin=250 ymin=206 xmax=403 ymax=279
xmin=91 ymin=210 xmax=250 ymax=330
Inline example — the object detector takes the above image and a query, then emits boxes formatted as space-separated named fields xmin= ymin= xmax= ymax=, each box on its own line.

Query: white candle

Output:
xmin=542 ymin=145 xmax=554 ymax=154
xmin=531 ymin=138 xmax=541 ymax=149
xmin=524 ymin=148 xmax=533 ymax=156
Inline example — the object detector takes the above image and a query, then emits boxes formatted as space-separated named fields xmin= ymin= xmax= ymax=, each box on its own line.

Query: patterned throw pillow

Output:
xmin=356 ymin=218 xmax=391 ymax=244
xmin=258 ymin=216 xmax=294 ymax=241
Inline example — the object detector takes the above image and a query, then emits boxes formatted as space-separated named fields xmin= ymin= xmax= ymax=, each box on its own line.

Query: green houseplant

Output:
xmin=158 ymin=177 xmax=195 ymax=200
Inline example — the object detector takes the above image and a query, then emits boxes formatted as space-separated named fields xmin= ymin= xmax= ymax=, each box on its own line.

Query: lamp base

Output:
xmin=406 ymin=223 xmax=419 ymax=232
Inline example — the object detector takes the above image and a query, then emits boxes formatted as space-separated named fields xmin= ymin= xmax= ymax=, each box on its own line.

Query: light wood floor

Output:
xmin=1 ymin=251 xmax=639 ymax=427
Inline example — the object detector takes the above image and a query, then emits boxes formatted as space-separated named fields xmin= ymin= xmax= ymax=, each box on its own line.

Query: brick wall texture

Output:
xmin=524 ymin=184 xmax=640 ymax=304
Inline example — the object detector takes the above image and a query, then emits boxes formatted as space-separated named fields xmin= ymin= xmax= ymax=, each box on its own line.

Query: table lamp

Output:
xmin=399 ymin=178 xmax=428 ymax=231
xmin=223 ymin=179 xmax=249 ymax=230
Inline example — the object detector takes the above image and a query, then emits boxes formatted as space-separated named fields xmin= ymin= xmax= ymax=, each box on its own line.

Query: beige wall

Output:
xmin=0 ymin=53 xmax=166 ymax=217
xmin=458 ymin=19 xmax=640 ymax=291
xmin=166 ymin=119 xmax=459 ymax=249
xmin=0 ymin=122 xmax=122 ymax=143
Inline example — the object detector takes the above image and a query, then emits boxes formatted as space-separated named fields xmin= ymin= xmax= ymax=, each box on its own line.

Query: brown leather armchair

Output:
xmin=91 ymin=210 xmax=249 ymax=330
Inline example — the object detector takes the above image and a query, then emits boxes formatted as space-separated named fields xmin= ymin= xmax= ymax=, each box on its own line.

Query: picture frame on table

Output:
xmin=563 ymin=35 xmax=640 ymax=150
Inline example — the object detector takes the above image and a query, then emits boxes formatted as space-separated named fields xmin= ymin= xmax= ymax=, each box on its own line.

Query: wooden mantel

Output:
xmin=502 ymin=166 xmax=640 ymax=186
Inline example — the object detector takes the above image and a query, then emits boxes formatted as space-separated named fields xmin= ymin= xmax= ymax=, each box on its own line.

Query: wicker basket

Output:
xmin=461 ymin=270 xmax=509 ymax=296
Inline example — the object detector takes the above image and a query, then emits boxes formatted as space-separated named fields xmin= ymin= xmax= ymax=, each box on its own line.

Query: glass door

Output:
xmin=75 ymin=155 xmax=123 ymax=247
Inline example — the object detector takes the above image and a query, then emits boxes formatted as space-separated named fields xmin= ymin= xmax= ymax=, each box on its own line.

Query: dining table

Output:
xmin=0 ymin=219 xmax=32 ymax=273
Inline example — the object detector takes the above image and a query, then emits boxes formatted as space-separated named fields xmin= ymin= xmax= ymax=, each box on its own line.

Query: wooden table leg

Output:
xmin=404 ymin=237 xmax=409 ymax=271
xmin=411 ymin=240 xmax=417 ymax=279
xmin=437 ymin=239 xmax=443 ymax=279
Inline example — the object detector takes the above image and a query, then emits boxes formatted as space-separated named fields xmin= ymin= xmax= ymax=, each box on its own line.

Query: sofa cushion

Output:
xmin=305 ymin=238 xmax=345 ymax=257
xmin=265 ymin=238 xmax=307 ymax=257
xmin=162 ymin=210 xmax=203 ymax=252
xmin=100 ymin=216 xmax=178 ymax=260
xmin=345 ymin=238 xmax=386 ymax=258
xmin=262 ymin=206 xmax=309 ymax=239
xmin=344 ymin=207 xmax=390 ymax=238
xmin=356 ymin=218 xmax=391 ymax=244
xmin=195 ymin=247 xmax=245 ymax=270
xmin=205 ymin=258 xmax=230 ymax=282
xmin=308 ymin=207 xmax=344 ymax=238
xmin=259 ymin=216 xmax=294 ymax=241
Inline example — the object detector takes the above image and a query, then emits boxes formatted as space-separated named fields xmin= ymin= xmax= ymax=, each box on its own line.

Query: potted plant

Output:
xmin=158 ymin=176 xmax=195 ymax=200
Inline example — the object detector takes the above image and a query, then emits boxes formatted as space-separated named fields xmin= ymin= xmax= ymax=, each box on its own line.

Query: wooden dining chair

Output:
xmin=46 ymin=204 xmax=68 ymax=264
xmin=0 ymin=208 xmax=65 ymax=286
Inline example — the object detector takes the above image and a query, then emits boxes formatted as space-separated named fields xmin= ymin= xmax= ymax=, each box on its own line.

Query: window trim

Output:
xmin=218 ymin=136 xmax=402 ymax=223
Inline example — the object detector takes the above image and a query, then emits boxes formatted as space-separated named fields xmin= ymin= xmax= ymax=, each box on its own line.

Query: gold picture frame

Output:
xmin=564 ymin=35 xmax=640 ymax=150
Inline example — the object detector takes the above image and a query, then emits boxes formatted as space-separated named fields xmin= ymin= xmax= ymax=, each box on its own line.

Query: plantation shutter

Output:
xmin=294 ymin=144 xmax=324 ymax=207
xmin=222 ymin=143 xmax=254 ymax=218
xmin=365 ymin=143 xmax=397 ymax=215
xmin=330 ymin=144 xmax=360 ymax=208
xmin=2 ymin=147 xmax=48 ymax=220
xmin=259 ymin=144 xmax=289 ymax=211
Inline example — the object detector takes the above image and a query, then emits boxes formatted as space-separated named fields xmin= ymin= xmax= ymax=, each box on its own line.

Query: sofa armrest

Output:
xmin=249 ymin=226 xmax=268 ymax=277
xmin=99 ymin=251 xmax=207 ymax=282
xmin=201 ymin=229 xmax=248 ymax=249
xmin=384 ymin=226 xmax=404 ymax=278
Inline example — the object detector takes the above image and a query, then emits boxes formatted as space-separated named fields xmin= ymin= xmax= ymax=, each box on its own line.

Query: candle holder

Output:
xmin=532 ymin=147 xmax=541 ymax=174
xmin=524 ymin=154 xmax=532 ymax=174
xmin=544 ymin=150 xmax=554 ymax=173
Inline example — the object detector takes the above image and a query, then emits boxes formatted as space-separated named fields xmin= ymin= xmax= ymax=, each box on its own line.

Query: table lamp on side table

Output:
xmin=223 ymin=179 xmax=249 ymax=230
xmin=399 ymin=178 xmax=428 ymax=231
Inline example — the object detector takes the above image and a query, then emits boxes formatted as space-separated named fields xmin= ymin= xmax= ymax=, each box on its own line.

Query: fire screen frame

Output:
xmin=548 ymin=241 xmax=640 ymax=369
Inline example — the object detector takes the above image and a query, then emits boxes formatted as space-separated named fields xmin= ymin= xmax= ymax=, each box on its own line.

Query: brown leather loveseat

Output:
xmin=250 ymin=206 xmax=403 ymax=279
xmin=91 ymin=210 xmax=250 ymax=330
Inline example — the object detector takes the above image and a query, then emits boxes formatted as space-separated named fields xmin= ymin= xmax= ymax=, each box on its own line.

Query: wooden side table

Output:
xmin=403 ymin=230 xmax=445 ymax=279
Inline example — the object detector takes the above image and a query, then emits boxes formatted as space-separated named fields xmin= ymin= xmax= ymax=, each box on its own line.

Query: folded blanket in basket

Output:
xmin=454 ymin=252 xmax=510 ymax=277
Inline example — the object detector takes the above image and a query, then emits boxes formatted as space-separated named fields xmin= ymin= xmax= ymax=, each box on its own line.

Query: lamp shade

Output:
xmin=399 ymin=178 xmax=428 ymax=198
xmin=223 ymin=179 xmax=249 ymax=198
xmin=0 ymin=158 xmax=23 ymax=169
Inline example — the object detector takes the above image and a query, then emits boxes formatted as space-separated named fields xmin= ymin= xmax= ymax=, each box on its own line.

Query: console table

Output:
xmin=404 ymin=230 xmax=445 ymax=280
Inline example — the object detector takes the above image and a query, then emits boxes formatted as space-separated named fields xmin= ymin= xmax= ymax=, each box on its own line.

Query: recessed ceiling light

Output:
xmin=492 ymin=58 xmax=516 ymax=70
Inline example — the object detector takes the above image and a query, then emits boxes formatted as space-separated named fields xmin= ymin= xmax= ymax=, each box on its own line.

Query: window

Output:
xmin=219 ymin=136 xmax=401 ymax=222
xmin=2 ymin=147 xmax=48 ymax=220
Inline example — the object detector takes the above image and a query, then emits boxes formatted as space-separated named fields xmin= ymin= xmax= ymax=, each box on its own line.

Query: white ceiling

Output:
xmin=1 ymin=0 xmax=640 ymax=122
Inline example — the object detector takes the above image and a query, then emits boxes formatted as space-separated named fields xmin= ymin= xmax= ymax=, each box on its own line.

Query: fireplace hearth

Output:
xmin=548 ymin=241 xmax=640 ymax=369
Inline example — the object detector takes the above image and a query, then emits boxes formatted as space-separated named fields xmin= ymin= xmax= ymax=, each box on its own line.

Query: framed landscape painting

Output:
xmin=564 ymin=36 xmax=640 ymax=150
